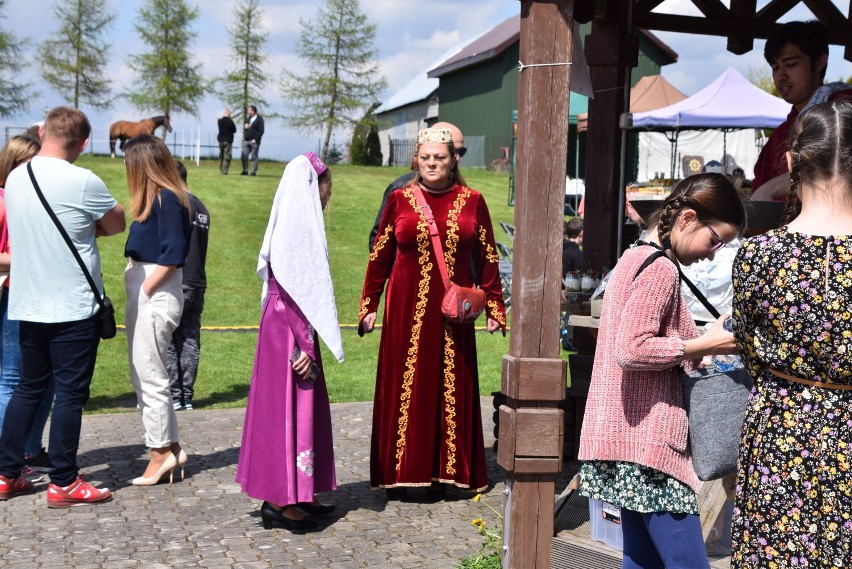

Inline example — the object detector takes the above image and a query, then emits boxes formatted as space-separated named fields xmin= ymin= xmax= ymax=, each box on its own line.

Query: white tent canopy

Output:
xmin=632 ymin=67 xmax=790 ymax=129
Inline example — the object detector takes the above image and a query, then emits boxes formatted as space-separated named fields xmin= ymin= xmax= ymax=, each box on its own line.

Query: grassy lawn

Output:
xmin=76 ymin=155 xmax=527 ymax=414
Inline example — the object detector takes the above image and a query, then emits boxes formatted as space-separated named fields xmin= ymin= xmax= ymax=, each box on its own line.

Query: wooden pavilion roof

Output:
xmin=575 ymin=0 xmax=852 ymax=62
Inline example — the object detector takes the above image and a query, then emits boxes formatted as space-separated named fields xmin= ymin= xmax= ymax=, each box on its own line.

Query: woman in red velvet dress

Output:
xmin=359 ymin=127 xmax=506 ymax=500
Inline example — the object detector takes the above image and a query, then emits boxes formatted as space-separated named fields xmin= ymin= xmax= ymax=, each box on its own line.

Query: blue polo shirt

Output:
xmin=124 ymin=189 xmax=191 ymax=266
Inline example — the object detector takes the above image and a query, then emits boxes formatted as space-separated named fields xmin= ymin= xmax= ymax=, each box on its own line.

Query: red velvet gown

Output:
xmin=360 ymin=183 xmax=506 ymax=490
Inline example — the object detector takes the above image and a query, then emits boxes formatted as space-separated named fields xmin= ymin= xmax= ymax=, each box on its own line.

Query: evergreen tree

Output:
xmin=217 ymin=0 xmax=271 ymax=122
xmin=0 ymin=0 xmax=35 ymax=117
xmin=39 ymin=0 xmax=115 ymax=110
xmin=127 ymin=0 xmax=204 ymax=132
xmin=325 ymin=144 xmax=344 ymax=165
xmin=349 ymin=121 xmax=368 ymax=165
xmin=282 ymin=0 xmax=386 ymax=161
xmin=365 ymin=123 xmax=382 ymax=166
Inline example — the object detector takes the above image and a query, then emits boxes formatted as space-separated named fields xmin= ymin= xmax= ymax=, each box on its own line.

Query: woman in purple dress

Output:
xmin=236 ymin=152 xmax=343 ymax=531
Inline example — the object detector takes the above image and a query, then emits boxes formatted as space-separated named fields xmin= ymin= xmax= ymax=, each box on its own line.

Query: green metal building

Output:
xmin=428 ymin=18 xmax=678 ymax=178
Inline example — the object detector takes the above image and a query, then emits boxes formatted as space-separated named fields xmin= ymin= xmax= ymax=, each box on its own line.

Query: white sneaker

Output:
xmin=173 ymin=401 xmax=183 ymax=411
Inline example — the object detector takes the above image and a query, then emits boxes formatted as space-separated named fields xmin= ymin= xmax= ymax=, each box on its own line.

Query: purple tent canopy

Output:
xmin=632 ymin=67 xmax=790 ymax=129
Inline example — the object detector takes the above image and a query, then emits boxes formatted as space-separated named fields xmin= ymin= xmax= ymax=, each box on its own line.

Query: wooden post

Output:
xmin=497 ymin=1 xmax=573 ymax=567
xmin=581 ymin=5 xmax=637 ymax=270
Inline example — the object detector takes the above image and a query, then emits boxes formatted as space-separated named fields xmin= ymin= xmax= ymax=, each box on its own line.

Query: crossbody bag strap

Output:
xmin=26 ymin=162 xmax=105 ymax=310
xmin=632 ymin=243 xmax=721 ymax=320
xmin=411 ymin=185 xmax=452 ymax=288
xmin=675 ymin=263 xmax=721 ymax=320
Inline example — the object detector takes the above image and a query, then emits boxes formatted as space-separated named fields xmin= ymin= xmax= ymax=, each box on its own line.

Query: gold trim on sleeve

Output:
xmin=369 ymin=224 xmax=394 ymax=261
xmin=478 ymin=226 xmax=499 ymax=263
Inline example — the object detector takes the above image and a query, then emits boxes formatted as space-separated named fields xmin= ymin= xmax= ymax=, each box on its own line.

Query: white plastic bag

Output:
xmin=680 ymin=239 xmax=741 ymax=322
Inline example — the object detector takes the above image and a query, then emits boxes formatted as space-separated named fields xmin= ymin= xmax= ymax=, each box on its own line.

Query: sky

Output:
xmin=3 ymin=0 xmax=851 ymax=162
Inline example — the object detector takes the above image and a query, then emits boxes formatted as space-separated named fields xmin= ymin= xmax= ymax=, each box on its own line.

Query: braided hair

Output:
xmin=781 ymin=99 xmax=852 ymax=225
xmin=648 ymin=173 xmax=746 ymax=249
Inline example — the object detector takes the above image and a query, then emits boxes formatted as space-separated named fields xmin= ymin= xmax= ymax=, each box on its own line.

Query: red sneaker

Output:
xmin=47 ymin=476 xmax=112 ymax=508
xmin=0 ymin=473 xmax=34 ymax=500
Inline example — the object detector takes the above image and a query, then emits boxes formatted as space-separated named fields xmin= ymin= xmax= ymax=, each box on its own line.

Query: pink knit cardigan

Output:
xmin=578 ymin=245 xmax=702 ymax=493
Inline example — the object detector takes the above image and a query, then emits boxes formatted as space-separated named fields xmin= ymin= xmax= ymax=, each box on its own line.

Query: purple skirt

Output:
xmin=235 ymin=276 xmax=336 ymax=505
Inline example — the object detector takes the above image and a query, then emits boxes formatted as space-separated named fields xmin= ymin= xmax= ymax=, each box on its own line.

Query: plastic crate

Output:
xmin=588 ymin=498 xmax=623 ymax=551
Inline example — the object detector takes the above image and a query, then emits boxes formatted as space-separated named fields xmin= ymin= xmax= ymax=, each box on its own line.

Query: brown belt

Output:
xmin=768 ymin=368 xmax=852 ymax=391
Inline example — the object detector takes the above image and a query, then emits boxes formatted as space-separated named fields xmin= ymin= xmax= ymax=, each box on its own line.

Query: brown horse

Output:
xmin=109 ymin=115 xmax=172 ymax=157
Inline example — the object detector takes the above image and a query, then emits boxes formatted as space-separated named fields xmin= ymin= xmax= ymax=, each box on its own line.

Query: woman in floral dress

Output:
xmin=731 ymin=100 xmax=852 ymax=568
xmin=579 ymin=173 xmax=746 ymax=568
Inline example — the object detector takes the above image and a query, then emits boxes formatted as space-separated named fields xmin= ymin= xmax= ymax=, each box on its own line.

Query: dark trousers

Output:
xmin=241 ymin=140 xmax=259 ymax=174
xmin=0 ymin=315 xmax=100 ymax=487
xmin=621 ymin=508 xmax=710 ymax=569
xmin=167 ymin=286 xmax=205 ymax=405
xmin=218 ymin=141 xmax=233 ymax=174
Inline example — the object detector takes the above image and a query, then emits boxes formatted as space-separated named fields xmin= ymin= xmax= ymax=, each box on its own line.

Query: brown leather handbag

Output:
xmin=412 ymin=186 xmax=486 ymax=324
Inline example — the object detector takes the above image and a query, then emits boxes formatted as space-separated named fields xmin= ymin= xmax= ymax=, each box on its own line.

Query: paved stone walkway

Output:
xmin=0 ymin=398 xmax=510 ymax=568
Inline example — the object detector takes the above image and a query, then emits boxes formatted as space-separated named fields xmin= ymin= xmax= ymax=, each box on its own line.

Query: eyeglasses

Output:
xmin=705 ymin=224 xmax=725 ymax=252
xmin=456 ymin=147 xmax=467 ymax=158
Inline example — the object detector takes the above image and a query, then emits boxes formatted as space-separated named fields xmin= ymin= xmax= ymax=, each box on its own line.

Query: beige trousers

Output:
xmin=125 ymin=260 xmax=184 ymax=448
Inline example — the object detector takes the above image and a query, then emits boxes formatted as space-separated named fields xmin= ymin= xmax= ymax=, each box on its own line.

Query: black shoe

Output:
xmin=24 ymin=448 xmax=51 ymax=472
xmin=425 ymin=482 xmax=447 ymax=502
xmin=240 ymin=171 xmax=248 ymax=175
xmin=260 ymin=502 xmax=318 ymax=531
xmin=250 ymin=172 xmax=256 ymax=176
xmin=296 ymin=501 xmax=335 ymax=516
xmin=385 ymin=487 xmax=408 ymax=501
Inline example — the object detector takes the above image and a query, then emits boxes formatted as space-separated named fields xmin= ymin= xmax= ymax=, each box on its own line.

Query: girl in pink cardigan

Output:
xmin=578 ymin=173 xmax=746 ymax=569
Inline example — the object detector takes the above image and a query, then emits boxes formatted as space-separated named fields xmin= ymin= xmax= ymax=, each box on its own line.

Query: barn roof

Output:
xmin=427 ymin=15 xmax=678 ymax=79
xmin=375 ymin=31 xmax=488 ymax=115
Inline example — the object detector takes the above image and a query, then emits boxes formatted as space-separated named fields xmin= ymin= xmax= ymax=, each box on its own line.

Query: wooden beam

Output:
xmin=500 ymin=1 xmax=575 ymax=567
xmin=691 ymin=0 xmax=730 ymax=19
xmin=756 ymin=0 xmax=801 ymax=27
xmin=633 ymin=0 xmax=667 ymax=14
xmin=847 ymin=3 xmax=852 ymax=62
xmin=727 ymin=0 xmax=756 ymax=55
xmin=632 ymin=12 xmax=731 ymax=36
xmin=803 ymin=0 xmax=846 ymax=27
xmin=511 ymin=4 xmax=572 ymax=359
xmin=582 ymin=16 xmax=634 ymax=271
xmin=631 ymin=0 xmax=852 ymax=55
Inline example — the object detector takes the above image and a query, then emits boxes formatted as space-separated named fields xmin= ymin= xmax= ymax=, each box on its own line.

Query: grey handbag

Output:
xmin=633 ymin=243 xmax=752 ymax=481
xmin=681 ymin=366 xmax=752 ymax=480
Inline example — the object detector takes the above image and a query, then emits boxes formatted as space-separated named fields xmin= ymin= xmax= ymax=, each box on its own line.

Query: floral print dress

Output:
xmin=731 ymin=228 xmax=852 ymax=569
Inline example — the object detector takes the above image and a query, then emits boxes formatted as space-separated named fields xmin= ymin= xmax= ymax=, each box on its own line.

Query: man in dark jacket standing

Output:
xmin=217 ymin=109 xmax=237 ymax=175
xmin=240 ymin=105 xmax=264 ymax=176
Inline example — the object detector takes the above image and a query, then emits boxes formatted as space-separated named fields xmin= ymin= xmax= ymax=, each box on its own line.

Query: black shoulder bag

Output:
xmin=26 ymin=162 xmax=117 ymax=339
xmin=633 ymin=242 xmax=752 ymax=481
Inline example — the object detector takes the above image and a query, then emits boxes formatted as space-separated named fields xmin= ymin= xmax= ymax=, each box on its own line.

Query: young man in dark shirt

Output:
xmin=561 ymin=218 xmax=583 ymax=351
xmin=562 ymin=217 xmax=583 ymax=277
xmin=217 ymin=109 xmax=237 ymax=175
xmin=168 ymin=161 xmax=210 ymax=410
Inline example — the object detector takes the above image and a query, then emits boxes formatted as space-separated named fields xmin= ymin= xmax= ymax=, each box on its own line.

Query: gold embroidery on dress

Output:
xmin=395 ymin=189 xmax=432 ymax=471
xmin=370 ymin=224 xmax=394 ymax=261
xmin=442 ymin=323 xmax=458 ymax=475
xmin=444 ymin=187 xmax=470 ymax=279
xmin=358 ymin=297 xmax=370 ymax=321
xmin=478 ymin=226 xmax=499 ymax=263
xmin=488 ymin=300 xmax=506 ymax=327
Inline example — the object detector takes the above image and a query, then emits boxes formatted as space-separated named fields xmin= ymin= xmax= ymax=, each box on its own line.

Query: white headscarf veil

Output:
xmin=257 ymin=155 xmax=344 ymax=362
